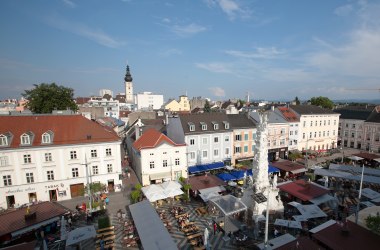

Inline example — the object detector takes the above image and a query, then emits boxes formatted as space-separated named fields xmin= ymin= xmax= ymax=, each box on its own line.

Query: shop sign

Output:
xmin=5 ymin=186 xmax=36 ymax=195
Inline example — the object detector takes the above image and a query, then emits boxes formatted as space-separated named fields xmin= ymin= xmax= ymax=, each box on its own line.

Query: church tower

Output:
xmin=124 ymin=65 xmax=134 ymax=103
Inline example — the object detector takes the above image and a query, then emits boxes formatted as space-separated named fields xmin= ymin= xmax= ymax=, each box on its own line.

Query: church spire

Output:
xmin=124 ymin=65 xmax=133 ymax=82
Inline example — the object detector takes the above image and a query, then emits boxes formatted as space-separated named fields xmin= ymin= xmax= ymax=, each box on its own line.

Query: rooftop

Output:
xmin=278 ymin=179 xmax=329 ymax=202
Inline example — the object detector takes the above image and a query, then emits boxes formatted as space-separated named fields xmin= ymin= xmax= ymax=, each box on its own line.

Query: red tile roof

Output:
xmin=312 ymin=220 xmax=380 ymax=250
xmin=276 ymin=236 xmax=323 ymax=250
xmin=0 ymin=202 xmax=67 ymax=237
xmin=278 ymin=106 xmax=299 ymax=122
xmin=354 ymin=152 xmax=380 ymax=160
xmin=133 ymin=128 xmax=185 ymax=151
xmin=0 ymin=115 xmax=120 ymax=148
xmin=278 ymin=180 xmax=329 ymax=201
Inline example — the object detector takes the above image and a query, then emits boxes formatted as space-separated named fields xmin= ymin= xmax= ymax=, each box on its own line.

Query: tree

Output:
xmin=366 ymin=213 xmax=380 ymax=235
xmin=204 ymin=99 xmax=211 ymax=113
xmin=22 ymin=83 xmax=78 ymax=113
xmin=293 ymin=96 xmax=300 ymax=105
xmin=310 ymin=96 xmax=334 ymax=109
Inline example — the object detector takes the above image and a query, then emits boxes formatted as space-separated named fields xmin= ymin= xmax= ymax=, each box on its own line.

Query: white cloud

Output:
xmin=209 ymin=87 xmax=225 ymax=97
xmin=334 ymin=4 xmax=353 ymax=17
xmin=62 ymin=0 xmax=76 ymax=8
xmin=204 ymin=0 xmax=250 ymax=20
xmin=46 ymin=16 xmax=125 ymax=48
xmin=159 ymin=48 xmax=182 ymax=57
xmin=195 ymin=62 xmax=232 ymax=73
xmin=162 ymin=18 xmax=171 ymax=23
xmin=171 ymin=23 xmax=207 ymax=37
xmin=225 ymin=47 xmax=285 ymax=59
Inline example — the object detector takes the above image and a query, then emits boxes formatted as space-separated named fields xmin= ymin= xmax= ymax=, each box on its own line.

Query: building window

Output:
xmin=163 ymin=160 xmax=168 ymax=167
xmin=314 ymin=132 xmax=317 ymax=138
xmin=0 ymin=135 xmax=7 ymax=146
xmin=175 ymin=158 xmax=180 ymax=165
xmin=190 ymin=152 xmax=196 ymax=160
xmin=106 ymin=148 xmax=112 ymax=156
xmin=201 ymin=122 xmax=207 ymax=130
xmin=70 ymin=151 xmax=77 ymax=160
xmin=91 ymin=149 xmax=97 ymax=158
xmin=214 ymin=137 xmax=219 ymax=143
xmin=223 ymin=121 xmax=229 ymax=129
xmin=42 ymin=133 xmax=51 ymax=144
xmin=21 ymin=134 xmax=31 ymax=145
xmin=3 ymin=175 xmax=12 ymax=186
xmin=334 ymin=120 xmax=336 ymax=125
xmin=26 ymin=172 xmax=34 ymax=183
xmin=225 ymin=136 xmax=229 ymax=142
xmin=235 ymin=134 xmax=241 ymax=141
xmin=202 ymin=150 xmax=208 ymax=158
xmin=47 ymin=170 xmax=54 ymax=181
xmin=202 ymin=138 xmax=208 ymax=144
xmin=303 ymin=121 xmax=306 ymax=127
xmin=235 ymin=147 xmax=241 ymax=153
xmin=309 ymin=132 xmax=312 ymax=138
xmin=24 ymin=154 xmax=31 ymax=164
xmin=107 ymin=164 xmax=113 ymax=173
xmin=72 ymin=168 xmax=79 ymax=177
xmin=0 ymin=156 xmax=9 ymax=167
xmin=310 ymin=121 xmax=313 ymax=127
xmin=290 ymin=131 xmax=293 ymax=135
xmin=324 ymin=120 xmax=326 ymax=126
xmin=244 ymin=134 xmax=248 ymax=140
xmin=267 ymin=140 xmax=271 ymax=147
xmin=92 ymin=166 xmax=98 ymax=175
xmin=253 ymin=133 xmax=256 ymax=139
xmin=352 ymin=132 xmax=356 ymax=138
xmin=303 ymin=133 xmax=305 ymax=139
xmin=244 ymin=146 xmax=248 ymax=152
xmin=319 ymin=131 xmax=321 ymax=137
xmin=213 ymin=122 xmax=219 ymax=130
xmin=281 ymin=129 xmax=285 ymax=135
xmin=189 ymin=124 xmax=195 ymax=131
xmin=273 ymin=140 xmax=277 ymax=146
xmin=190 ymin=139 xmax=195 ymax=145
xmin=163 ymin=152 xmax=167 ymax=155
xmin=352 ymin=124 xmax=356 ymax=129
xmin=225 ymin=148 xmax=230 ymax=156
xmin=150 ymin=161 xmax=155 ymax=169
xmin=150 ymin=153 xmax=154 ymax=156
xmin=45 ymin=153 xmax=52 ymax=162
xmin=252 ymin=145 xmax=255 ymax=151
xmin=320 ymin=121 xmax=322 ymax=126
xmin=214 ymin=149 xmax=219 ymax=156
xmin=280 ymin=139 xmax=285 ymax=145
xmin=328 ymin=120 xmax=331 ymax=125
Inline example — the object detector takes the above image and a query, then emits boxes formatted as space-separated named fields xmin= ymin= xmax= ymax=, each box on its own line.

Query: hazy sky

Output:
xmin=1 ymin=0 xmax=380 ymax=101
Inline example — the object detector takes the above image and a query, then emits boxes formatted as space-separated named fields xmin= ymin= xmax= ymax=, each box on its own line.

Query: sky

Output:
xmin=1 ymin=0 xmax=380 ymax=102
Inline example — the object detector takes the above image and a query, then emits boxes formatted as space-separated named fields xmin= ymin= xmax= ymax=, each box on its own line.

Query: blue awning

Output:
xmin=217 ymin=173 xmax=237 ymax=181
xmin=188 ymin=162 xmax=224 ymax=174
xmin=269 ymin=166 xmax=280 ymax=173
xmin=230 ymin=170 xmax=246 ymax=180
xmin=247 ymin=169 xmax=253 ymax=176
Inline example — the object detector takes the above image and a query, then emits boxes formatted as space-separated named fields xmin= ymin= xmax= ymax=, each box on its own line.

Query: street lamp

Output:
xmin=355 ymin=164 xmax=365 ymax=224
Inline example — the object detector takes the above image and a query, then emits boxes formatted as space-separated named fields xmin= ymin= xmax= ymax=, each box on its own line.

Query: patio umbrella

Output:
xmin=60 ymin=216 xmax=67 ymax=240
xmin=288 ymin=201 xmax=302 ymax=208
xmin=348 ymin=156 xmax=364 ymax=161
xmin=66 ymin=226 xmax=96 ymax=246
xmin=204 ymin=227 xmax=209 ymax=247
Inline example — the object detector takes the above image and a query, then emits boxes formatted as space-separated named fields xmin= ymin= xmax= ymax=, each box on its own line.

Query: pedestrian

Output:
xmin=105 ymin=196 xmax=109 ymax=205
xmin=127 ymin=172 xmax=130 ymax=179
xmin=274 ymin=228 xmax=279 ymax=237
xmin=213 ymin=222 xmax=217 ymax=235
xmin=100 ymin=236 xmax=105 ymax=250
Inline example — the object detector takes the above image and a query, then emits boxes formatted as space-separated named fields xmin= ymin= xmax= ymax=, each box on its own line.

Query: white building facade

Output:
xmin=166 ymin=113 xmax=233 ymax=167
xmin=0 ymin=115 xmax=122 ymax=209
xmin=131 ymin=128 xmax=187 ymax=186
xmin=88 ymin=98 xmax=120 ymax=119
xmin=136 ymin=92 xmax=164 ymax=110
xmin=290 ymin=105 xmax=340 ymax=152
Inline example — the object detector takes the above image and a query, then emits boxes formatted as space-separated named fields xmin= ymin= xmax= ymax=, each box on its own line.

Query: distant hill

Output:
xmin=333 ymin=99 xmax=380 ymax=104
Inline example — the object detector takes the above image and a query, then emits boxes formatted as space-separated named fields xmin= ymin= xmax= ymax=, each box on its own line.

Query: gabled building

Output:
xmin=163 ymin=95 xmax=191 ymax=112
xmin=290 ymin=105 xmax=340 ymax=152
xmin=0 ymin=115 xmax=122 ymax=208
xmin=334 ymin=105 xmax=375 ymax=149
xmin=166 ymin=113 xmax=233 ymax=168
xmin=131 ymin=128 xmax=187 ymax=186
xmin=363 ymin=106 xmax=380 ymax=153
xmin=227 ymin=114 xmax=257 ymax=164
xmin=275 ymin=106 xmax=300 ymax=151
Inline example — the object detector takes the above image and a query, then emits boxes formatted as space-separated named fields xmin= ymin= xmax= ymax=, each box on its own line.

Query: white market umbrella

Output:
xmin=60 ymin=216 xmax=67 ymax=240
xmin=204 ymin=227 xmax=209 ymax=247
xmin=145 ymin=192 xmax=167 ymax=202
xmin=164 ymin=188 xmax=184 ymax=198
xmin=160 ymin=180 xmax=182 ymax=191
xmin=66 ymin=226 xmax=96 ymax=246
xmin=348 ymin=156 xmax=364 ymax=161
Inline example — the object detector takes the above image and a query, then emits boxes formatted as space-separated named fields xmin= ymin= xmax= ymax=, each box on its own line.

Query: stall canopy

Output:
xmin=295 ymin=204 xmax=327 ymax=219
xmin=278 ymin=180 xmax=329 ymax=202
xmin=130 ymin=200 xmax=177 ymax=250
xmin=66 ymin=226 xmax=96 ymax=246
xmin=188 ymin=162 xmax=224 ymax=174
xmin=329 ymin=164 xmax=380 ymax=177
xmin=274 ymin=219 xmax=302 ymax=229
xmin=315 ymin=168 xmax=380 ymax=185
xmin=310 ymin=193 xmax=336 ymax=205
xmin=361 ymin=188 xmax=380 ymax=200
xmin=217 ymin=172 xmax=237 ymax=182
xmin=270 ymin=160 xmax=306 ymax=174
xmin=208 ymin=194 xmax=247 ymax=216
xmin=141 ymin=185 xmax=166 ymax=202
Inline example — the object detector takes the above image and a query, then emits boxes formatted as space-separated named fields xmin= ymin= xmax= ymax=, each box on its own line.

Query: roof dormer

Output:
xmin=0 ymin=132 xmax=12 ymax=147
xmin=42 ymin=130 xmax=54 ymax=144
xmin=212 ymin=121 xmax=219 ymax=130
xmin=223 ymin=121 xmax=229 ymax=129
xmin=200 ymin=122 xmax=207 ymax=131
xmin=20 ymin=131 xmax=34 ymax=146
xmin=188 ymin=122 xmax=195 ymax=132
